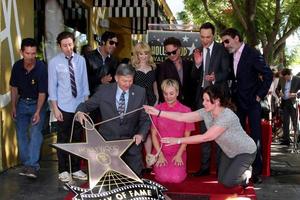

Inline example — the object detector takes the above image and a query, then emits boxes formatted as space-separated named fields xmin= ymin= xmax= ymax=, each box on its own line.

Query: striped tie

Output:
xmin=117 ymin=91 xmax=126 ymax=119
xmin=66 ymin=56 xmax=77 ymax=97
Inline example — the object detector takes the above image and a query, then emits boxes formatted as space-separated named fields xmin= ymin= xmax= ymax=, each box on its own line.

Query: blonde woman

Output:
xmin=151 ymin=79 xmax=194 ymax=183
xmin=132 ymin=42 xmax=159 ymax=169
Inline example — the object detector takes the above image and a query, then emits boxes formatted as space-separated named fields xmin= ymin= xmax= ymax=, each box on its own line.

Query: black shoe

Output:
xmin=192 ymin=168 xmax=210 ymax=177
xmin=279 ymin=140 xmax=290 ymax=146
xmin=18 ymin=167 xmax=28 ymax=176
xmin=251 ymin=175 xmax=262 ymax=184
xmin=26 ymin=167 xmax=38 ymax=179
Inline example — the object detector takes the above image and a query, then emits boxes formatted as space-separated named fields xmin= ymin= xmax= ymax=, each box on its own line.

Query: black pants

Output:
xmin=237 ymin=103 xmax=263 ymax=176
xmin=56 ymin=108 xmax=83 ymax=173
xmin=281 ymin=99 xmax=297 ymax=142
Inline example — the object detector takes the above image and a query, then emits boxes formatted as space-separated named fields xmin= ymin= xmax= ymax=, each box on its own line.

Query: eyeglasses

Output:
xmin=108 ymin=40 xmax=119 ymax=47
xmin=222 ymin=39 xmax=230 ymax=44
xmin=165 ymin=48 xmax=178 ymax=56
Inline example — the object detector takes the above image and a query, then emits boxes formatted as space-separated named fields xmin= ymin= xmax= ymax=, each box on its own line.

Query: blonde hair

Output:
xmin=131 ymin=42 xmax=156 ymax=69
xmin=161 ymin=79 xmax=179 ymax=93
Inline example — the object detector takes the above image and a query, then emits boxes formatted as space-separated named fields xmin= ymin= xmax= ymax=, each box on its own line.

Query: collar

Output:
xmin=97 ymin=47 xmax=111 ymax=59
xmin=234 ymin=43 xmax=245 ymax=57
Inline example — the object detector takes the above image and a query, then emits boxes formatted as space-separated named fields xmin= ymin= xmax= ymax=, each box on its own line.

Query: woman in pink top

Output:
xmin=151 ymin=79 xmax=195 ymax=183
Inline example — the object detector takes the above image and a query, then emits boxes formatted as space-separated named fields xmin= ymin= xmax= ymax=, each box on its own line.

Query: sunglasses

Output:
xmin=108 ymin=40 xmax=119 ymax=46
xmin=165 ymin=48 xmax=178 ymax=56
xmin=222 ymin=39 xmax=230 ymax=44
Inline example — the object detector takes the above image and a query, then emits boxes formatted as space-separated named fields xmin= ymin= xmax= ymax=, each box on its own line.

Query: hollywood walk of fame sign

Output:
xmin=147 ymin=30 xmax=201 ymax=63
xmin=52 ymin=122 xmax=167 ymax=199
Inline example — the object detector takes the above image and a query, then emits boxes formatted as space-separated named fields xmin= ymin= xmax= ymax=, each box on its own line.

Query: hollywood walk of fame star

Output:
xmin=52 ymin=122 xmax=142 ymax=189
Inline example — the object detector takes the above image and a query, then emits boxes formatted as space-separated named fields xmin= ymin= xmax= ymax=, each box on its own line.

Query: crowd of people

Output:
xmin=10 ymin=21 xmax=299 ymax=189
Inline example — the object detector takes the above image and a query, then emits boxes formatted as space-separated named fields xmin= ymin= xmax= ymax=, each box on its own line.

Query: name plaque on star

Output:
xmin=147 ymin=30 xmax=201 ymax=63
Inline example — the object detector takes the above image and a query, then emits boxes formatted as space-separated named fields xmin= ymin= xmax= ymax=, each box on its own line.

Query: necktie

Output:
xmin=204 ymin=48 xmax=211 ymax=88
xmin=66 ymin=56 xmax=77 ymax=97
xmin=117 ymin=91 xmax=126 ymax=119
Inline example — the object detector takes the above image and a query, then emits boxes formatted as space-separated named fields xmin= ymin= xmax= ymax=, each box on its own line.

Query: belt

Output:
xmin=20 ymin=97 xmax=37 ymax=101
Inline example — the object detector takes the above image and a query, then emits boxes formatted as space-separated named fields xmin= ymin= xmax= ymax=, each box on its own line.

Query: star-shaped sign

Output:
xmin=187 ymin=42 xmax=197 ymax=55
xmin=182 ymin=35 xmax=189 ymax=42
xmin=52 ymin=122 xmax=142 ymax=189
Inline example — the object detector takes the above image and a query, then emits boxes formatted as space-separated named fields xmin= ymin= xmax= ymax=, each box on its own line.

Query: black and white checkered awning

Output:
xmin=131 ymin=17 xmax=160 ymax=34
xmin=93 ymin=0 xmax=147 ymax=7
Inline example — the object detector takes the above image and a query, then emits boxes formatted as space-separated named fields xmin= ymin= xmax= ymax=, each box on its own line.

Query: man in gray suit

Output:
xmin=76 ymin=64 xmax=151 ymax=176
xmin=276 ymin=68 xmax=300 ymax=145
xmin=192 ymin=22 xmax=231 ymax=176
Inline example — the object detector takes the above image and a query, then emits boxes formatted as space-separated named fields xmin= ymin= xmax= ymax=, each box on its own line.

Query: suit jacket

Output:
xmin=76 ymin=82 xmax=150 ymax=175
xmin=276 ymin=75 xmax=300 ymax=106
xmin=191 ymin=42 xmax=231 ymax=109
xmin=230 ymin=44 xmax=273 ymax=110
xmin=157 ymin=58 xmax=196 ymax=107
xmin=84 ymin=49 xmax=118 ymax=95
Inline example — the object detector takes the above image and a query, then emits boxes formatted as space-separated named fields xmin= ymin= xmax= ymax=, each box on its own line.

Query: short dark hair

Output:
xmin=21 ymin=38 xmax=37 ymax=51
xmin=56 ymin=31 xmax=75 ymax=45
xmin=163 ymin=37 xmax=181 ymax=47
xmin=200 ymin=22 xmax=215 ymax=35
xmin=101 ymin=31 xmax=117 ymax=43
xmin=281 ymin=68 xmax=292 ymax=76
xmin=220 ymin=28 xmax=243 ymax=42
xmin=116 ymin=63 xmax=135 ymax=77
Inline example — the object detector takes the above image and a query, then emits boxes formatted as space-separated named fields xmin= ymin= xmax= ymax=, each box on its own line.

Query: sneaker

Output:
xmin=26 ymin=167 xmax=38 ymax=179
xmin=59 ymin=171 xmax=71 ymax=182
xmin=18 ymin=167 xmax=28 ymax=176
xmin=72 ymin=170 xmax=87 ymax=180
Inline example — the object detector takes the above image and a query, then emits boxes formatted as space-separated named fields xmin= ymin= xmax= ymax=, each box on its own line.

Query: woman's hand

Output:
xmin=172 ymin=153 xmax=183 ymax=166
xmin=143 ymin=105 xmax=159 ymax=116
xmin=155 ymin=153 xmax=167 ymax=167
xmin=161 ymin=137 xmax=180 ymax=146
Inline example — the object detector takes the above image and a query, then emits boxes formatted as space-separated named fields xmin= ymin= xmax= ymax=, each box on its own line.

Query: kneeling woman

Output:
xmin=144 ymin=85 xmax=256 ymax=188
xmin=151 ymin=79 xmax=195 ymax=183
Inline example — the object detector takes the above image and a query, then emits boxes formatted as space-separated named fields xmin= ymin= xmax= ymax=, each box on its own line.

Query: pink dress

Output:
xmin=152 ymin=101 xmax=195 ymax=183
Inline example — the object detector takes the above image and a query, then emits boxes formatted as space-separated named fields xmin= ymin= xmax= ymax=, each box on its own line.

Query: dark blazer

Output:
xmin=276 ymin=75 xmax=300 ymax=105
xmin=157 ymin=58 xmax=195 ymax=107
xmin=230 ymin=44 xmax=273 ymax=110
xmin=84 ymin=49 xmax=118 ymax=95
xmin=76 ymin=82 xmax=150 ymax=175
xmin=191 ymin=42 xmax=231 ymax=109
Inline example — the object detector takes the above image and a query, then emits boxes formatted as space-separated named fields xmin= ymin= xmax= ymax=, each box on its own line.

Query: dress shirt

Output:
xmin=48 ymin=52 xmax=90 ymax=113
xmin=115 ymin=86 xmax=129 ymax=112
xmin=233 ymin=43 xmax=245 ymax=77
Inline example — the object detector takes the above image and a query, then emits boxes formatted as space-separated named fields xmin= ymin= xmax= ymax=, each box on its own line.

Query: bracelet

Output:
xmin=177 ymin=139 xmax=181 ymax=144
xmin=157 ymin=110 xmax=161 ymax=117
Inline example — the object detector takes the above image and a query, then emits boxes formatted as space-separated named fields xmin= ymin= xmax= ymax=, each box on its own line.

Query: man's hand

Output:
xmin=193 ymin=49 xmax=203 ymax=67
xmin=53 ymin=108 xmax=63 ymax=121
xmin=133 ymin=134 xmax=143 ymax=145
xmin=101 ymin=74 xmax=112 ymax=84
xmin=11 ymin=107 xmax=17 ymax=120
xmin=32 ymin=112 xmax=40 ymax=125
xmin=76 ymin=111 xmax=88 ymax=125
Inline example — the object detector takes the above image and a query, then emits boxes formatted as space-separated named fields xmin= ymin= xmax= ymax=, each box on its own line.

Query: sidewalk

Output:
xmin=0 ymin=143 xmax=300 ymax=200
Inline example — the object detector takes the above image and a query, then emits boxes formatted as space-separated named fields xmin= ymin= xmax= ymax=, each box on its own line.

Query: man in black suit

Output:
xmin=276 ymin=68 xmax=300 ymax=145
xmin=157 ymin=37 xmax=195 ymax=107
xmin=85 ymin=31 xmax=119 ymax=95
xmin=192 ymin=22 xmax=231 ymax=176
xmin=76 ymin=64 xmax=151 ymax=176
xmin=221 ymin=28 xmax=273 ymax=183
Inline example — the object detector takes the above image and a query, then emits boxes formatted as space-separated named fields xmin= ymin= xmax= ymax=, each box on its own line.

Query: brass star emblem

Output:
xmin=52 ymin=122 xmax=142 ymax=189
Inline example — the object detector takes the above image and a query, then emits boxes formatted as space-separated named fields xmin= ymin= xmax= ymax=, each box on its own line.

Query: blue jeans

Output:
xmin=16 ymin=98 xmax=46 ymax=170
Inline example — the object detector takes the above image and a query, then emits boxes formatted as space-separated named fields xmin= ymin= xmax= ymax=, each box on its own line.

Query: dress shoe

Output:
xmin=251 ymin=175 xmax=263 ymax=184
xmin=192 ymin=168 xmax=210 ymax=177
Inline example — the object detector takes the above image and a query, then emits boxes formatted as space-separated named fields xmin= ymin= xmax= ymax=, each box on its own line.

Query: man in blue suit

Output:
xmin=221 ymin=28 xmax=273 ymax=183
